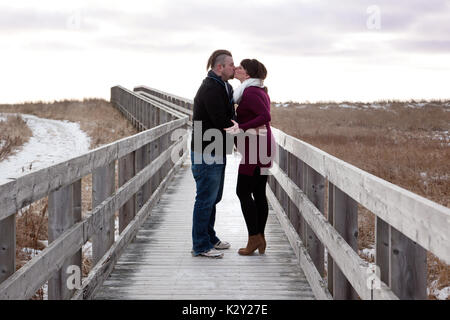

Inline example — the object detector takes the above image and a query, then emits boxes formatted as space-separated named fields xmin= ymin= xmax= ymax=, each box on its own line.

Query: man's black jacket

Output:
xmin=190 ymin=71 xmax=236 ymax=156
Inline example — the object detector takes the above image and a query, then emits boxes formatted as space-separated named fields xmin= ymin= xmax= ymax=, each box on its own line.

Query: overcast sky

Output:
xmin=1 ymin=0 xmax=450 ymax=103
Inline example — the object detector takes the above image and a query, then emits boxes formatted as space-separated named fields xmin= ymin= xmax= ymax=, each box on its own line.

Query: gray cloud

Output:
xmin=0 ymin=6 xmax=97 ymax=33
xmin=2 ymin=0 xmax=449 ymax=56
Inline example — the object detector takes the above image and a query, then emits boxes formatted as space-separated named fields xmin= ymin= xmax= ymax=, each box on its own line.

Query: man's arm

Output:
xmin=203 ymin=88 xmax=234 ymax=129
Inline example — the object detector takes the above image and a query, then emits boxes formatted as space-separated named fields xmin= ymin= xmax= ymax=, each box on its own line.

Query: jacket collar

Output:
xmin=207 ymin=70 xmax=234 ymax=103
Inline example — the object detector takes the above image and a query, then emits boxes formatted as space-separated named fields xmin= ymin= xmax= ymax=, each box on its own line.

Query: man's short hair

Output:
xmin=207 ymin=49 xmax=232 ymax=70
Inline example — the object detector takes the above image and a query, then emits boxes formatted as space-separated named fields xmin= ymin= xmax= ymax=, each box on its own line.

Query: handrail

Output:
xmin=271 ymin=127 xmax=450 ymax=264
xmin=0 ymin=86 xmax=190 ymax=300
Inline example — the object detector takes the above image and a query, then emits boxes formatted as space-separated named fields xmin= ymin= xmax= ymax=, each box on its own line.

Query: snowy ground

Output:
xmin=0 ymin=113 xmax=91 ymax=185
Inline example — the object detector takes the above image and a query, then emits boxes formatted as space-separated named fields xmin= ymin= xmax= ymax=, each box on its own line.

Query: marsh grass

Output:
xmin=0 ymin=99 xmax=137 ymax=299
xmin=271 ymin=101 xmax=450 ymax=299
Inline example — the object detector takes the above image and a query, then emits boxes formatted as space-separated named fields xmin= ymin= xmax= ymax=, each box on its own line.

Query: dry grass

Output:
xmin=0 ymin=98 xmax=138 ymax=299
xmin=0 ymin=114 xmax=32 ymax=161
xmin=0 ymin=98 xmax=137 ymax=149
xmin=270 ymin=100 xmax=450 ymax=299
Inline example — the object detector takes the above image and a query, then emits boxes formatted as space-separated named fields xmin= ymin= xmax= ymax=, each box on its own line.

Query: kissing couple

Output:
xmin=190 ymin=49 xmax=276 ymax=258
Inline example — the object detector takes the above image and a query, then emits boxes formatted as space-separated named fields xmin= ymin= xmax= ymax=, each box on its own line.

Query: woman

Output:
xmin=225 ymin=59 xmax=275 ymax=255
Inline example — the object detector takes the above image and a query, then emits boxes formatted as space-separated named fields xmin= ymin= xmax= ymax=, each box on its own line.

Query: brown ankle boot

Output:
xmin=238 ymin=235 xmax=263 ymax=255
xmin=258 ymin=234 xmax=266 ymax=254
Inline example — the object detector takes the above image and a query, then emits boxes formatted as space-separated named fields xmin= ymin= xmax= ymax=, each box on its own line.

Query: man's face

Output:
xmin=221 ymin=56 xmax=235 ymax=81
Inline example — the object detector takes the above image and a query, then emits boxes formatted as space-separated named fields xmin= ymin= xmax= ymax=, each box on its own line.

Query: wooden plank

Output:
xmin=72 ymin=179 xmax=82 ymax=290
xmin=142 ymin=143 xmax=152 ymax=205
xmin=304 ymin=164 xmax=325 ymax=277
xmin=296 ymin=158 xmax=306 ymax=243
xmin=269 ymin=161 xmax=398 ymax=300
xmin=390 ymin=226 xmax=427 ymax=299
xmin=0 ymin=138 xmax=183 ymax=300
xmin=327 ymin=181 xmax=334 ymax=296
xmin=135 ymin=146 xmax=145 ymax=212
xmin=48 ymin=183 xmax=78 ymax=300
xmin=92 ymin=154 xmax=314 ymax=300
xmin=375 ymin=217 xmax=390 ymax=284
xmin=331 ymin=183 xmax=358 ymax=300
xmin=271 ymin=127 xmax=450 ymax=264
xmin=119 ymin=85 xmax=186 ymax=120
xmin=119 ymin=152 xmax=136 ymax=234
xmin=135 ymin=90 xmax=193 ymax=117
xmin=92 ymin=162 xmax=115 ymax=264
xmin=0 ymin=118 xmax=187 ymax=221
xmin=267 ymin=187 xmax=332 ymax=300
xmin=0 ymin=215 xmax=15 ymax=285
xmin=72 ymin=150 xmax=188 ymax=300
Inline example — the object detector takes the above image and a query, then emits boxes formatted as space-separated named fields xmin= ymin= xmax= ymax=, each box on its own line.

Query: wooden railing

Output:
xmin=1 ymin=85 xmax=448 ymax=300
xmin=134 ymin=85 xmax=193 ymax=125
xmin=147 ymin=88 xmax=450 ymax=300
xmin=0 ymin=86 xmax=189 ymax=299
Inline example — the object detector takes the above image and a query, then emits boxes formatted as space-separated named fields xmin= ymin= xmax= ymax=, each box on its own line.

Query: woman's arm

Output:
xmin=238 ymin=92 xmax=271 ymax=131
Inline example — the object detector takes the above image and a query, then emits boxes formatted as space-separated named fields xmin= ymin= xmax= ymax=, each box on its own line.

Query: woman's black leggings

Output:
xmin=236 ymin=167 xmax=269 ymax=236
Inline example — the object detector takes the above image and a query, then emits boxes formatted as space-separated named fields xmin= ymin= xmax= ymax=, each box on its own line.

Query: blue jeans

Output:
xmin=191 ymin=151 xmax=226 ymax=255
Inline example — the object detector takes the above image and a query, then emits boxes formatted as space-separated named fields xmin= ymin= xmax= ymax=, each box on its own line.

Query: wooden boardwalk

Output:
xmin=94 ymin=153 xmax=315 ymax=300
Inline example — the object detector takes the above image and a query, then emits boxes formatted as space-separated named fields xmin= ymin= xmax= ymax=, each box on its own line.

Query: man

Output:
xmin=190 ymin=49 xmax=239 ymax=258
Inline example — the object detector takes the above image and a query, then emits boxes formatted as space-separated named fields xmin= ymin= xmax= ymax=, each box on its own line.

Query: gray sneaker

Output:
xmin=214 ymin=240 xmax=231 ymax=250
xmin=198 ymin=248 xmax=224 ymax=258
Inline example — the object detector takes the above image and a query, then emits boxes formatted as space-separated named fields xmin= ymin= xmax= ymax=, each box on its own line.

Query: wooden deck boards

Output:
xmin=94 ymin=153 xmax=315 ymax=300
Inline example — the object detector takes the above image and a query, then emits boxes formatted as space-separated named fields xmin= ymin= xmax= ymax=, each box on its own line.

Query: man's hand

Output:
xmin=224 ymin=120 xmax=239 ymax=134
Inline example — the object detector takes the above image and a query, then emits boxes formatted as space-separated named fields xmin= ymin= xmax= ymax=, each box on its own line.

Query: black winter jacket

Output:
xmin=190 ymin=71 xmax=236 ymax=156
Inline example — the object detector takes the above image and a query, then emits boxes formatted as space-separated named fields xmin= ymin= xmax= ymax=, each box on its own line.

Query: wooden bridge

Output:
xmin=0 ymin=85 xmax=448 ymax=300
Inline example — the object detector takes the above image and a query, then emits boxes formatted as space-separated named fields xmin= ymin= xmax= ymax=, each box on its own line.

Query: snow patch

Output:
xmin=360 ymin=247 xmax=375 ymax=260
xmin=369 ymin=103 xmax=387 ymax=110
xmin=22 ymin=247 xmax=42 ymax=258
xmin=339 ymin=103 xmax=359 ymax=109
xmin=115 ymin=215 xmax=119 ymax=240
xmin=0 ymin=113 xmax=91 ymax=185
xmin=83 ymin=240 xmax=92 ymax=259
xmin=429 ymin=280 xmax=450 ymax=300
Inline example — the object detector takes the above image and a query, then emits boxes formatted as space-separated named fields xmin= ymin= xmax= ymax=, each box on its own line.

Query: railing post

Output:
xmin=295 ymin=158 xmax=306 ymax=243
xmin=48 ymin=182 xmax=81 ymax=299
xmin=375 ymin=217 xmax=390 ymax=284
xmin=151 ymin=134 xmax=160 ymax=192
xmin=92 ymin=162 xmax=115 ymax=264
xmin=0 ymin=214 xmax=15 ymax=285
xmin=327 ymin=181 xmax=334 ymax=296
xmin=305 ymin=165 xmax=325 ymax=276
xmin=287 ymin=152 xmax=299 ymax=232
xmin=330 ymin=183 xmax=358 ymax=299
xmin=151 ymin=102 xmax=157 ymax=128
xmin=135 ymin=144 xmax=147 ymax=211
xmin=390 ymin=227 xmax=427 ymax=299
xmin=144 ymin=101 xmax=150 ymax=128
xmin=119 ymin=152 xmax=136 ymax=234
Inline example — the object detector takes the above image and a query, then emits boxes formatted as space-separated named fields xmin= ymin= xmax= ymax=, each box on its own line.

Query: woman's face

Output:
xmin=234 ymin=65 xmax=250 ymax=82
